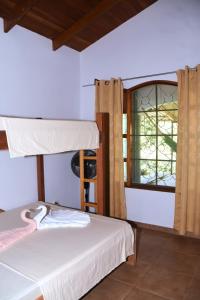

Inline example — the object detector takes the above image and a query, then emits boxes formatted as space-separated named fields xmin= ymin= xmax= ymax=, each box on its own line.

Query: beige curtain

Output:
xmin=95 ymin=78 xmax=127 ymax=219
xmin=174 ymin=65 xmax=200 ymax=236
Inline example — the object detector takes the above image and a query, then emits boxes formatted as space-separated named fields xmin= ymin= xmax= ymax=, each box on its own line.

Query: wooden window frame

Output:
xmin=123 ymin=80 xmax=177 ymax=193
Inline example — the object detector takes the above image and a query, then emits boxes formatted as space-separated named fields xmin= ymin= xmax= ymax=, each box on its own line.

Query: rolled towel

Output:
xmin=33 ymin=205 xmax=90 ymax=230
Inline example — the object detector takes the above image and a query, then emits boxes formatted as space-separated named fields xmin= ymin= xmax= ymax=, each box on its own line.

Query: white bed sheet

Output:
xmin=0 ymin=118 xmax=4 ymax=130
xmin=1 ymin=117 xmax=99 ymax=158
xmin=0 ymin=263 xmax=41 ymax=300
xmin=0 ymin=202 xmax=134 ymax=300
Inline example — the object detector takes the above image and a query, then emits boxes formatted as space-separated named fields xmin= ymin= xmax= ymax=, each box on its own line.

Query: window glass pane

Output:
xmin=123 ymin=138 xmax=127 ymax=158
xmin=172 ymin=121 xmax=178 ymax=135
xmin=133 ymin=85 xmax=156 ymax=112
xmin=172 ymin=161 xmax=176 ymax=176
xmin=122 ymin=113 xmax=127 ymax=134
xmin=134 ymin=136 xmax=156 ymax=160
xmin=173 ymin=136 xmax=177 ymax=160
xmin=158 ymin=111 xmax=178 ymax=135
xmin=157 ymin=136 xmax=176 ymax=160
xmin=124 ymin=162 xmax=127 ymax=182
xmin=134 ymin=112 xmax=156 ymax=135
xmin=157 ymin=161 xmax=176 ymax=186
xmin=133 ymin=159 xmax=156 ymax=184
xmin=157 ymin=84 xmax=177 ymax=109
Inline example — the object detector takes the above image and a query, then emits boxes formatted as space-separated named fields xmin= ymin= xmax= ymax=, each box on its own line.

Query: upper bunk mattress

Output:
xmin=0 ymin=202 xmax=134 ymax=300
xmin=0 ymin=118 xmax=4 ymax=130
xmin=0 ymin=117 xmax=99 ymax=157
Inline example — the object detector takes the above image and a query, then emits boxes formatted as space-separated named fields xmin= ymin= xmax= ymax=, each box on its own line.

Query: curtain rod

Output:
xmin=82 ymin=70 xmax=177 ymax=87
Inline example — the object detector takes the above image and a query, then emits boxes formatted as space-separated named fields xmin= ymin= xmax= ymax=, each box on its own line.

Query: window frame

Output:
xmin=123 ymin=80 xmax=178 ymax=193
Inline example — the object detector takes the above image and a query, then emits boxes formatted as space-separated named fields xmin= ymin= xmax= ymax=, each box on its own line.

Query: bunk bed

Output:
xmin=0 ymin=113 xmax=135 ymax=300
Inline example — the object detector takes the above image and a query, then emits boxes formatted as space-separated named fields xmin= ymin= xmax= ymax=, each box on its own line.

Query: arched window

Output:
xmin=123 ymin=80 xmax=178 ymax=192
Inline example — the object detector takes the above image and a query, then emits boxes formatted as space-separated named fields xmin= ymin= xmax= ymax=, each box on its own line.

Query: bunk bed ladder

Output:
xmin=79 ymin=112 xmax=109 ymax=216
xmin=80 ymin=150 xmax=98 ymax=212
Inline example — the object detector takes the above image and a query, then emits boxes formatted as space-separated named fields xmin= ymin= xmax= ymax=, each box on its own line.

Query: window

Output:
xmin=123 ymin=81 xmax=178 ymax=192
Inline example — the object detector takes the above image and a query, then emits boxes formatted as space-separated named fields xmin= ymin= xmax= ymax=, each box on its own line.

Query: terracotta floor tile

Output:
xmin=136 ymin=266 xmax=192 ymax=300
xmin=168 ymin=236 xmax=200 ymax=256
xmin=82 ymin=277 xmax=132 ymax=300
xmin=125 ymin=287 xmax=168 ymax=300
xmin=138 ymin=230 xmax=167 ymax=248
xmin=109 ymin=261 xmax=150 ymax=286
xmin=184 ymin=278 xmax=200 ymax=300
xmin=137 ymin=243 xmax=163 ymax=264
xmin=194 ymin=260 xmax=200 ymax=279
xmin=137 ymin=230 xmax=175 ymax=262
xmin=155 ymin=250 xmax=199 ymax=275
xmin=138 ymin=228 xmax=172 ymax=240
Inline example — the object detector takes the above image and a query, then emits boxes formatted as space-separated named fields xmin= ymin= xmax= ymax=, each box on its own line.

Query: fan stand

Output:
xmin=84 ymin=182 xmax=90 ymax=212
xmin=71 ymin=149 xmax=97 ymax=213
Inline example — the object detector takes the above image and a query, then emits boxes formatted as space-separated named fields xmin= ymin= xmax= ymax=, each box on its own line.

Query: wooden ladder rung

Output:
xmin=83 ymin=156 xmax=97 ymax=160
xmin=83 ymin=202 xmax=98 ymax=208
xmin=82 ymin=178 xmax=96 ymax=183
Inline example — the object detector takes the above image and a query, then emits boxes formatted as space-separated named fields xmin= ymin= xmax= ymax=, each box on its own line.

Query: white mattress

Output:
xmin=0 ymin=118 xmax=4 ymax=130
xmin=0 ymin=202 xmax=134 ymax=300
xmin=0 ymin=117 xmax=99 ymax=157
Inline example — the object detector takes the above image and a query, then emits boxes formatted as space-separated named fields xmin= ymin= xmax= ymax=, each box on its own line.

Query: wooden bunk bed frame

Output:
xmin=0 ymin=112 xmax=135 ymax=300
xmin=0 ymin=113 xmax=109 ymax=216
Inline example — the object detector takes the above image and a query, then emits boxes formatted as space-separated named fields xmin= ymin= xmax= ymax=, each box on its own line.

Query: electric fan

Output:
xmin=71 ymin=150 xmax=96 ymax=203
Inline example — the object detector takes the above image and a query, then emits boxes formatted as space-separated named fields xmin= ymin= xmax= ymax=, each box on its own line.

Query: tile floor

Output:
xmin=82 ymin=228 xmax=200 ymax=300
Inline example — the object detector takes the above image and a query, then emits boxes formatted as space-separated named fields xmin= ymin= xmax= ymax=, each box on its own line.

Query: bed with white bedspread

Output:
xmin=0 ymin=202 xmax=134 ymax=300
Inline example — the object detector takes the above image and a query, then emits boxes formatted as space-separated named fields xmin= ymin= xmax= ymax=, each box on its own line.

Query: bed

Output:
xmin=0 ymin=114 xmax=136 ymax=300
xmin=0 ymin=113 xmax=109 ymax=214
xmin=0 ymin=202 xmax=134 ymax=300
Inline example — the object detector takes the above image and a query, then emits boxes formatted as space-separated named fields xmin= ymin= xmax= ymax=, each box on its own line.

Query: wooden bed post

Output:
xmin=36 ymin=155 xmax=45 ymax=202
xmin=0 ymin=131 xmax=8 ymax=149
xmin=96 ymin=112 xmax=109 ymax=216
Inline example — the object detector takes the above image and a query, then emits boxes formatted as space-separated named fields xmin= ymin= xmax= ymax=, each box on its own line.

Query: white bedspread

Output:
xmin=0 ymin=203 xmax=134 ymax=300
xmin=1 ymin=117 xmax=99 ymax=158
xmin=0 ymin=263 xmax=40 ymax=300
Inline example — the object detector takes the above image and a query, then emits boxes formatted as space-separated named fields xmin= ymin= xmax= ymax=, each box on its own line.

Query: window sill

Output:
xmin=124 ymin=183 xmax=175 ymax=193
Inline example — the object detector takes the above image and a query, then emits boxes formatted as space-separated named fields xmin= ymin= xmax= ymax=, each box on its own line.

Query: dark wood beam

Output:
xmin=52 ymin=0 xmax=121 ymax=51
xmin=36 ymin=155 xmax=45 ymax=202
xmin=0 ymin=131 xmax=8 ymax=150
xmin=4 ymin=0 xmax=38 ymax=33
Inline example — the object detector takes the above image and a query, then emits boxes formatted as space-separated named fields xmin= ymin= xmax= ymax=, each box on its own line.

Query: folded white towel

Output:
xmin=33 ymin=205 xmax=90 ymax=230
xmin=40 ymin=210 xmax=90 ymax=229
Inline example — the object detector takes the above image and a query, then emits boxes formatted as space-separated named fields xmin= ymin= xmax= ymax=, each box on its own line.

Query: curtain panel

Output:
xmin=95 ymin=79 xmax=127 ymax=219
xmin=175 ymin=65 xmax=200 ymax=236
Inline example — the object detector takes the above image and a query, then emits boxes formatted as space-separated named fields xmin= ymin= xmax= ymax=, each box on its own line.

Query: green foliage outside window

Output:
xmin=123 ymin=83 xmax=178 ymax=188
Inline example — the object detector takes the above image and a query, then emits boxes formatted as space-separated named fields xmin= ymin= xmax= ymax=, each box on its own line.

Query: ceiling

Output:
xmin=0 ymin=0 xmax=157 ymax=52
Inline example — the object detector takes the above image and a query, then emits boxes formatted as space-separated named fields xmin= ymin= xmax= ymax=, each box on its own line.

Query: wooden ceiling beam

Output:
xmin=52 ymin=0 xmax=121 ymax=51
xmin=4 ymin=0 xmax=38 ymax=33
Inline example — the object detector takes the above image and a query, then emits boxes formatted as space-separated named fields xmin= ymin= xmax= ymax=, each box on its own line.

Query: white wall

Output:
xmin=80 ymin=0 xmax=200 ymax=227
xmin=0 ymin=19 xmax=80 ymax=210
